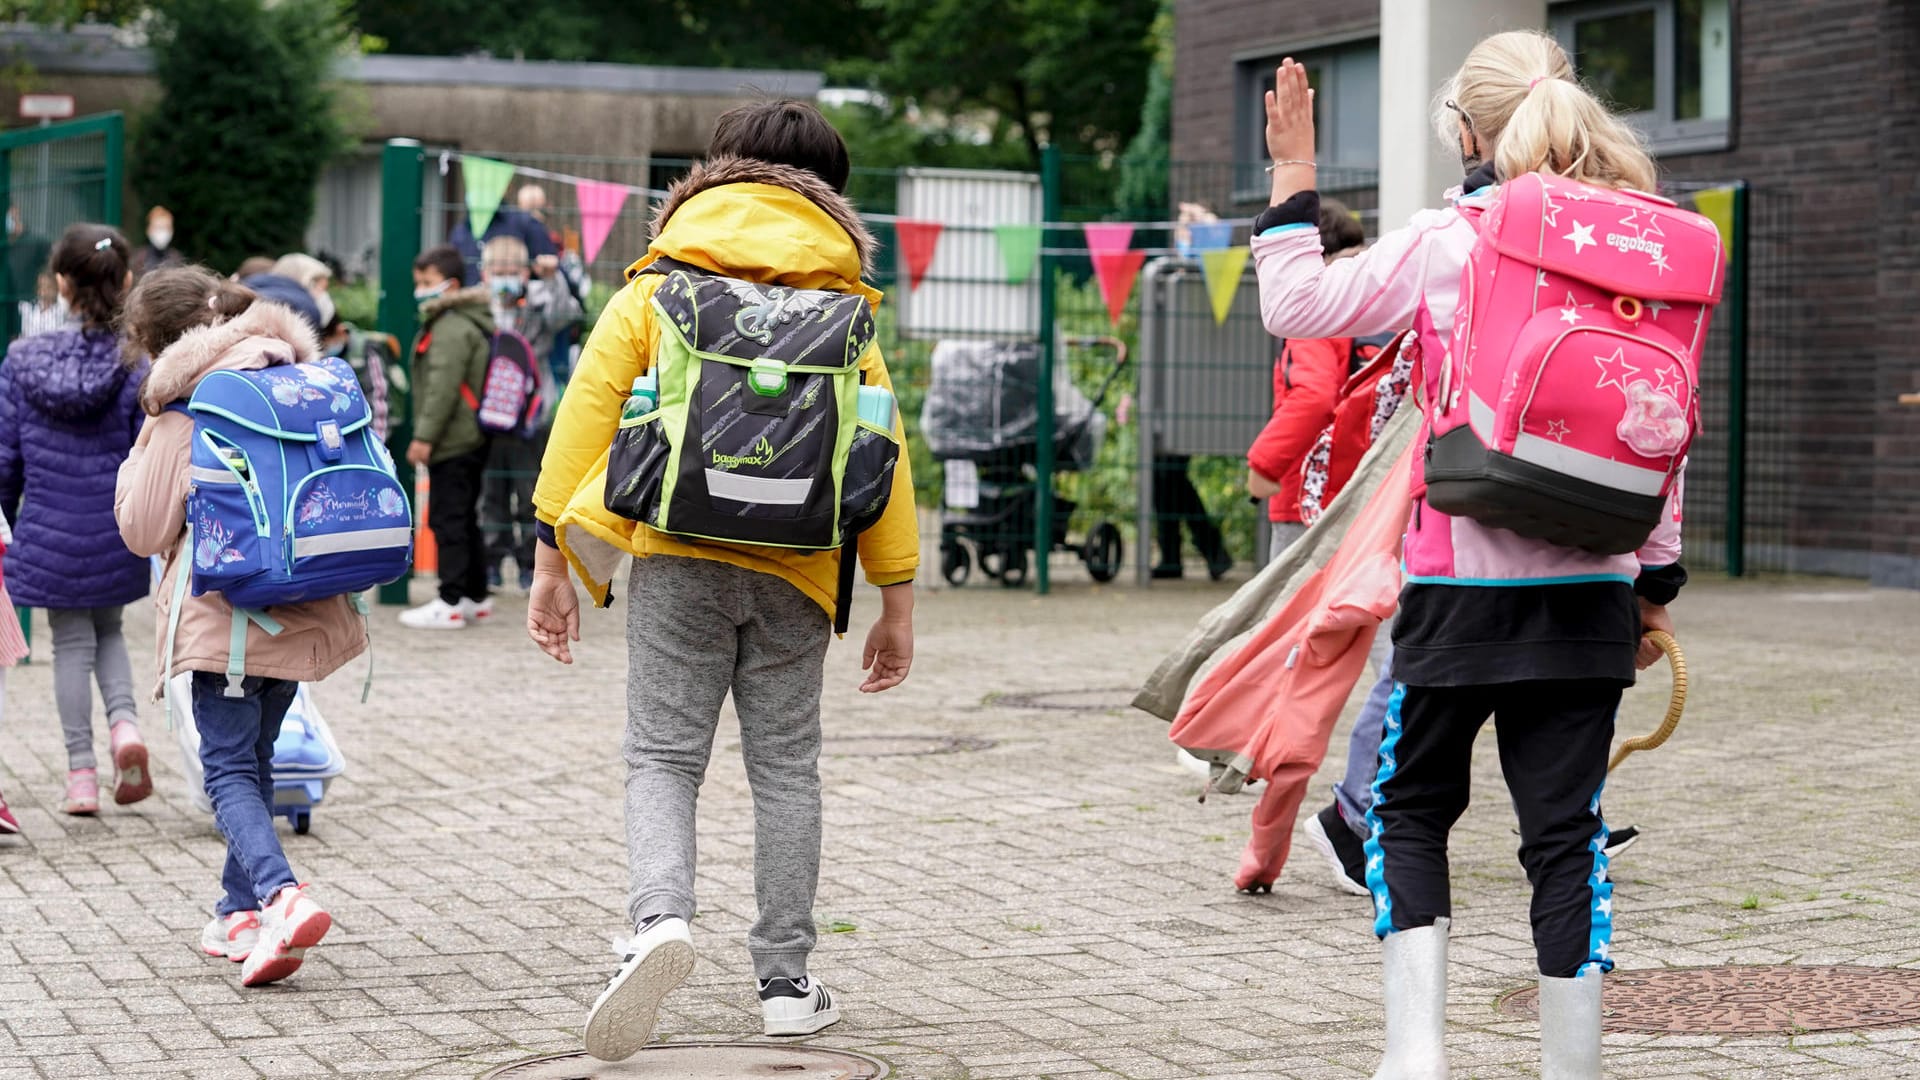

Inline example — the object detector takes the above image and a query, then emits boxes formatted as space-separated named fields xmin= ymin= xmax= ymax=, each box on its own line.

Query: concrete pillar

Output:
xmin=1377 ymin=0 xmax=1547 ymax=229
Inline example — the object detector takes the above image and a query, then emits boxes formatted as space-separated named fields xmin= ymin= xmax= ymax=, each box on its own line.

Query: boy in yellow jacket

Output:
xmin=526 ymin=102 xmax=917 ymax=1059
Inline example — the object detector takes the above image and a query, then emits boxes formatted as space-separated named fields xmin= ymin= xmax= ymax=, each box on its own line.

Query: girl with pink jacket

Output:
xmin=115 ymin=268 xmax=366 ymax=988
xmin=1252 ymin=31 xmax=1684 ymax=1080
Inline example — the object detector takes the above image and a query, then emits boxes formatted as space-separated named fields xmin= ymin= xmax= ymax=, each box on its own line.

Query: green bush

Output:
xmin=330 ymin=278 xmax=377 ymax=329
xmin=131 ymin=0 xmax=353 ymax=274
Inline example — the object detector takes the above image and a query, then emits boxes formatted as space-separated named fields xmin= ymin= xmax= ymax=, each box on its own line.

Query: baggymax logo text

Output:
xmin=712 ymin=436 xmax=778 ymax=471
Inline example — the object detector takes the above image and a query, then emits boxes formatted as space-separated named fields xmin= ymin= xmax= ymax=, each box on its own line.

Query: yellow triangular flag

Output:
xmin=1200 ymin=247 xmax=1250 ymax=325
xmin=1691 ymin=186 xmax=1737 ymax=256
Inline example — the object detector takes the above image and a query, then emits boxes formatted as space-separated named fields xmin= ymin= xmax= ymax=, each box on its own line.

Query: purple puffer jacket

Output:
xmin=0 ymin=327 xmax=151 ymax=609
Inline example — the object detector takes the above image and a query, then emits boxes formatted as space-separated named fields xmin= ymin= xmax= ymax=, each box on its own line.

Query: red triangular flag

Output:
xmin=1091 ymin=249 xmax=1148 ymax=325
xmin=895 ymin=219 xmax=944 ymax=291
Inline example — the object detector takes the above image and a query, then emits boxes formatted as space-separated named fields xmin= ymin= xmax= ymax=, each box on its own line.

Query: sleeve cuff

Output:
xmin=1252 ymin=190 xmax=1322 ymax=238
xmin=1634 ymin=562 xmax=1687 ymax=606
xmin=536 ymin=520 xmax=559 ymax=549
xmin=865 ymin=568 xmax=917 ymax=588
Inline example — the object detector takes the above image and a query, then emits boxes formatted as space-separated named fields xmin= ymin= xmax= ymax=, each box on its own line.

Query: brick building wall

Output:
xmin=1173 ymin=0 xmax=1917 ymax=584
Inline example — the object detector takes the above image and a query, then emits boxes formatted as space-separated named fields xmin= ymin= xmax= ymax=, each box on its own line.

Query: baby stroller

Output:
xmin=922 ymin=336 xmax=1129 ymax=587
xmin=153 ymin=558 xmax=346 ymax=835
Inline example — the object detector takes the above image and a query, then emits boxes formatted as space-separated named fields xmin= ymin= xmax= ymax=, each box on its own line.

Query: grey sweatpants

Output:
xmin=46 ymin=606 xmax=138 ymax=772
xmin=624 ymin=555 xmax=830 ymax=982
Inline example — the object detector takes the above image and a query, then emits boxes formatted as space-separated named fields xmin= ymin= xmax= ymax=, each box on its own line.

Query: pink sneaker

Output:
xmin=109 ymin=721 xmax=152 ymax=806
xmin=201 ymin=911 xmax=261 ymax=962
xmin=241 ymin=884 xmax=331 ymax=987
xmin=0 ymin=788 xmax=19 ymax=834
xmin=62 ymin=769 xmax=100 ymax=816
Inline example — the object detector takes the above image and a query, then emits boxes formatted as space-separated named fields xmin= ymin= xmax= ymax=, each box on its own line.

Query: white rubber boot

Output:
xmin=1538 ymin=968 xmax=1604 ymax=1080
xmin=1371 ymin=918 xmax=1450 ymax=1080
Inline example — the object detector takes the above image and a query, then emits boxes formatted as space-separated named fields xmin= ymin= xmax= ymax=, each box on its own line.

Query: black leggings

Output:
xmin=428 ymin=445 xmax=492 ymax=605
xmin=1363 ymin=680 xmax=1619 ymax=978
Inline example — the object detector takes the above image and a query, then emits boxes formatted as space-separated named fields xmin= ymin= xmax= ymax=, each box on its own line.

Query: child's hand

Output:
xmin=527 ymin=556 xmax=581 ymax=665
xmin=1264 ymin=58 xmax=1317 ymax=165
xmin=406 ymin=440 xmax=433 ymax=467
xmin=860 ymin=615 xmax=913 ymax=693
xmin=1637 ymin=600 xmax=1674 ymax=670
xmin=1247 ymin=467 xmax=1282 ymax=500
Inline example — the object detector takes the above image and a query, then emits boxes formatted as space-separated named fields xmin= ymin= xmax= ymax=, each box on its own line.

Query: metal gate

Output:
xmin=0 ymin=112 xmax=125 ymax=346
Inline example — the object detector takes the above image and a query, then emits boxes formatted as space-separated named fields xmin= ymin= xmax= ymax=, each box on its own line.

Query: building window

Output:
xmin=1234 ymin=42 xmax=1380 ymax=203
xmin=1550 ymin=0 xmax=1733 ymax=155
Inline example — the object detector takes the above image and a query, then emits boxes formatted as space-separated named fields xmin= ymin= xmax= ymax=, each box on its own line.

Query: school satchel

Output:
xmin=460 ymin=326 xmax=544 ymax=439
xmin=166 ymin=356 xmax=412 ymax=694
xmin=1298 ymin=331 xmax=1412 ymax=526
xmin=603 ymin=269 xmax=900 ymax=552
xmin=1421 ymin=173 xmax=1725 ymax=554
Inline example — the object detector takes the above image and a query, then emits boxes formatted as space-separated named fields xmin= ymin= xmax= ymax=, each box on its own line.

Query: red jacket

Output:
xmin=1247 ymin=338 xmax=1347 ymax=523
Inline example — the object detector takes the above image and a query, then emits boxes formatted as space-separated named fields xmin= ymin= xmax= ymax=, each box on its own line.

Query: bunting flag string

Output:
xmin=574 ymin=180 xmax=630 ymax=265
xmin=461 ymin=156 xmax=518 ymax=239
xmin=895 ymin=219 xmax=944 ymax=291
xmin=993 ymin=224 xmax=1043 ymax=284
xmin=1200 ymin=248 xmax=1251 ymax=325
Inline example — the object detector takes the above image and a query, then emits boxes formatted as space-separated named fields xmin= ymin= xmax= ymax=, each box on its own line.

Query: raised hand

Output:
xmin=1264 ymin=58 xmax=1317 ymax=166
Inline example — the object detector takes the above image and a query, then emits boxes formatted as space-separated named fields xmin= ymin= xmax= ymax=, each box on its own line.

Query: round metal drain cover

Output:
xmin=821 ymin=734 xmax=995 ymax=757
xmin=992 ymin=687 xmax=1135 ymax=711
xmin=1499 ymin=965 xmax=1920 ymax=1034
xmin=481 ymin=1044 xmax=889 ymax=1079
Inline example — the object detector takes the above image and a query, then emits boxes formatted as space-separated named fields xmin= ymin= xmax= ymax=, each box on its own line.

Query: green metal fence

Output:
xmin=0 ymin=112 xmax=125 ymax=347
xmin=374 ymin=136 xmax=1772 ymax=598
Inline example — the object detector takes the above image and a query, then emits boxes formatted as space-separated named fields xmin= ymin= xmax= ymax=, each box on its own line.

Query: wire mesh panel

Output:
xmin=0 ymin=115 xmax=119 ymax=348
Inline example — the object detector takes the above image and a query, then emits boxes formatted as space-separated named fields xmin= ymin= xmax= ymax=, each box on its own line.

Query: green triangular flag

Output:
xmin=994 ymin=224 xmax=1043 ymax=285
xmin=463 ymin=156 xmax=518 ymax=239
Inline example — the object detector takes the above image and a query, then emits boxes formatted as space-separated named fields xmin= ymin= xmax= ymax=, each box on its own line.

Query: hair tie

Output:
xmin=1529 ymin=76 xmax=1548 ymax=90
xmin=94 ymin=237 xmax=113 ymax=251
xmin=208 ymin=295 xmax=219 ymax=310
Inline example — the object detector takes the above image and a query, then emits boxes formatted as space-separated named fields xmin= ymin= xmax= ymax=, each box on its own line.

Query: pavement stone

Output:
xmin=0 ymin=570 xmax=1918 ymax=1078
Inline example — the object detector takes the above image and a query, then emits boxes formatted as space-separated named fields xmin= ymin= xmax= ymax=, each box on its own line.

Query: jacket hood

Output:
xmin=140 ymin=300 xmax=319 ymax=415
xmin=633 ymin=156 xmax=881 ymax=303
xmin=420 ymin=284 xmax=494 ymax=323
xmin=9 ymin=328 xmax=130 ymax=421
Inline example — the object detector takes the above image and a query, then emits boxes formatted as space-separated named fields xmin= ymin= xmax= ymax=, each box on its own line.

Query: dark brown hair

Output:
xmin=413 ymin=244 xmax=465 ymax=285
xmin=120 ymin=265 xmax=255 ymax=363
xmin=1317 ymin=199 xmax=1366 ymax=258
xmin=49 ymin=223 xmax=132 ymax=329
xmin=709 ymin=100 xmax=851 ymax=193
xmin=235 ymin=255 xmax=277 ymax=279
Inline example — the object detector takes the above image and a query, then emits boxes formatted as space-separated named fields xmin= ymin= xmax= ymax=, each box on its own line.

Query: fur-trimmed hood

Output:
xmin=419 ymin=284 xmax=494 ymax=323
xmin=638 ymin=156 xmax=879 ymax=292
xmin=140 ymin=299 xmax=320 ymax=415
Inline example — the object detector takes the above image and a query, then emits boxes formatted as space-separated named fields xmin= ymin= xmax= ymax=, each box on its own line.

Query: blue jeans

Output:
xmin=193 ymin=673 xmax=299 ymax=916
xmin=1333 ymin=640 xmax=1395 ymax=837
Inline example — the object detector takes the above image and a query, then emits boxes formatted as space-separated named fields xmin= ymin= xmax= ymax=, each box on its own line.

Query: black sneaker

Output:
xmin=1206 ymin=552 xmax=1235 ymax=582
xmin=1151 ymin=562 xmax=1185 ymax=580
xmin=1603 ymin=825 xmax=1641 ymax=861
xmin=759 ymin=975 xmax=840 ymax=1036
xmin=1303 ymin=802 xmax=1371 ymax=897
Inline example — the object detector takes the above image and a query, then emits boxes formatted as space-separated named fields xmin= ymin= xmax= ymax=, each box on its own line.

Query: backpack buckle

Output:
xmin=747 ymin=358 xmax=789 ymax=398
xmin=315 ymin=420 xmax=345 ymax=462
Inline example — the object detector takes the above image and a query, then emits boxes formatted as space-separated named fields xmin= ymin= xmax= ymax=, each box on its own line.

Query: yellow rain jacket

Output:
xmin=533 ymin=156 xmax=919 ymax=614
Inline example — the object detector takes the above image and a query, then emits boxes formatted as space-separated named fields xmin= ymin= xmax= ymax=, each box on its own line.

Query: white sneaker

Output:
xmin=759 ymin=975 xmax=841 ymax=1037
xmin=461 ymin=597 xmax=496 ymax=624
xmin=200 ymin=911 xmax=260 ymax=962
xmin=241 ymin=884 xmax=331 ymax=987
xmin=584 ymin=916 xmax=695 ymax=1062
xmin=398 ymin=597 xmax=467 ymax=630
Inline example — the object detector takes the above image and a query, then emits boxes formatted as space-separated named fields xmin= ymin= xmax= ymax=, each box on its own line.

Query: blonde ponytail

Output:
xmin=1438 ymin=29 xmax=1657 ymax=193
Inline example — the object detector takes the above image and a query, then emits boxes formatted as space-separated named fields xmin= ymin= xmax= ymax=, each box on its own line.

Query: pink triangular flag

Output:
xmin=1083 ymin=222 xmax=1135 ymax=256
xmin=575 ymin=179 xmax=630 ymax=264
xmin=895 ymin=219 xmax=944 ymax=291
xmin=1091 ymin=250 xmax=1148 ymax=325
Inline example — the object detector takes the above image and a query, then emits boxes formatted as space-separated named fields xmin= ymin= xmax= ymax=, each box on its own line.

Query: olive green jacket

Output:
xmin=410 ymin=286 xmax=494 ymax=463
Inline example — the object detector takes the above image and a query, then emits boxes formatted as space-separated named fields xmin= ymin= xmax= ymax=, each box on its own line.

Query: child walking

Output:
xmin=0 ymin=224 xmax=153 ymax=815
xmin=528 ymin=100 xmax=918 ymax=1060
xmin=115 ymin=267 xmax=367 ymax=987
xmin=1254 ymin=31 xmax=1689 ymax=1078
xmin=0 ymin=514 xmax=32 ymax=834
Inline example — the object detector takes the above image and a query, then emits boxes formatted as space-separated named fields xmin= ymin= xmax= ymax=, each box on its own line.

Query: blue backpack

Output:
xmin=167 ymin=356 xmax=412 ymax=693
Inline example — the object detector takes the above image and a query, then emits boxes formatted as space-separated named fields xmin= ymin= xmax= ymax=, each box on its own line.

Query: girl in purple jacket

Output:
xmin=0 ymin=224 xmax=152 ymax=816
xmin=1253 ymin=31 xmax=1682 ymax=1080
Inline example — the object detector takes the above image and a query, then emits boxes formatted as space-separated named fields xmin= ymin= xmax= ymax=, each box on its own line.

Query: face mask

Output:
xmin=413 ymin=280 xmax=450 ymax=302
xmin=312 ymin=290 xmax=336 ymax=328
xmin=148 ymin=228 xmax=172 ymax=251
xmin=488 ymin=276 xmax=525 ymax=302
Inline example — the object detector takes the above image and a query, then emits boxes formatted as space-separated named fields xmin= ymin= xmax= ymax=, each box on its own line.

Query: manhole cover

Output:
xmin=1498 ymin=965 xmax=1920 ymax=1034
xmin=992 ymin=687 xmax=1135 ymax=711
xmin=481 ymin=1044 xmax=889 ymax=1079
xmin=821 ymin=734 xmax=995 ymax=757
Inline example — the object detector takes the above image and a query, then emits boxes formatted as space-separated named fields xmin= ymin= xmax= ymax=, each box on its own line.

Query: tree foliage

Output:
xmin=1114 ymin=0 xmax=1174 ymax=218
xmin=131 ymin=0 xmax=352 ymax=273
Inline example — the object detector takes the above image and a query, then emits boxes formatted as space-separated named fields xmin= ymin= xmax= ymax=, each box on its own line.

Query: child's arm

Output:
xmin=0 ymin=365 xmax=23 ymax=524
xmin=860 ymin=582 xmax=913 ymax=693
xmin=114 ymin=414 xmax=191 ymax=558
xmin=1247 ymin=339 xmax=1343 ymax=487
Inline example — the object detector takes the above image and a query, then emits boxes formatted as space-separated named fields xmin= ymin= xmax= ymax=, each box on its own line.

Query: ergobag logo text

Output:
xmin=1420 ymin=174 xmax=1725 ymax=555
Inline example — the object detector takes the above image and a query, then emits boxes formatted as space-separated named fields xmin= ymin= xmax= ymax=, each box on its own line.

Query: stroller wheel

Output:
xmin=292 ymin=811 xmax=312 ymax=836
xmin=997 ymin=547 xmax=1029 ymax=588
xmin=941 ymin=539 xmax=973 ymax=587
xmin=1083 ymin=522 xmax=1123 ymax=583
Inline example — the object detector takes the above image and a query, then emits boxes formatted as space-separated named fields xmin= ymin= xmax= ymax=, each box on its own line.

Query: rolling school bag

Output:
xmin=602 ymin=268 xmax=902 ymax=627
xmin=1421 ymin=173 xmax=1725 ymax=554
xmin=169 ymin=355 xmax=412 ymax=694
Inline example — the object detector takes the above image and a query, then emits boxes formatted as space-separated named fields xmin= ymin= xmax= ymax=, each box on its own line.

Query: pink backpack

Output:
xmin=1422 ymin=173 xmax=1725 ymax=555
